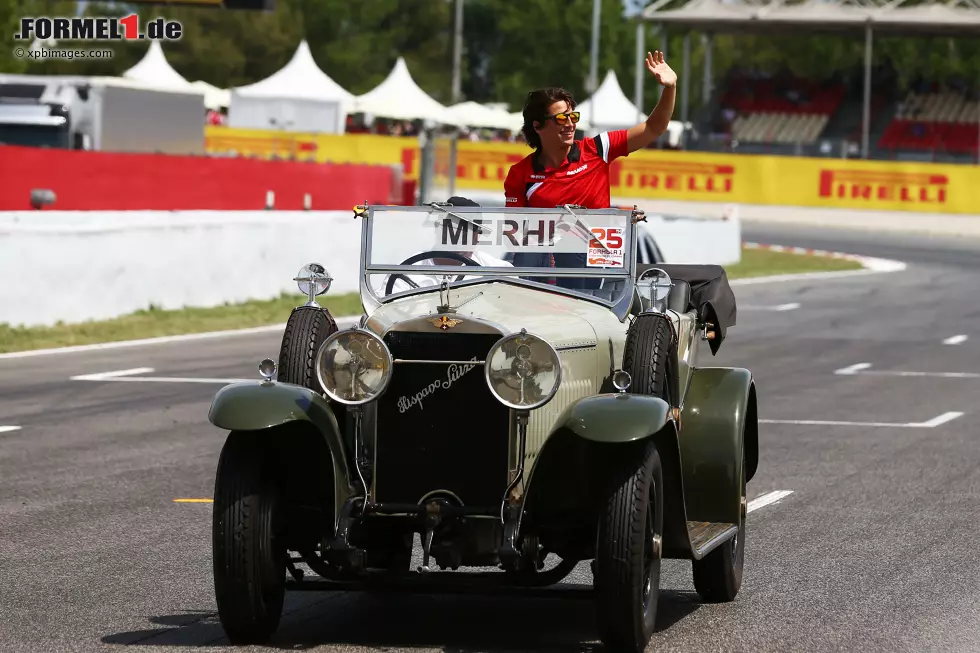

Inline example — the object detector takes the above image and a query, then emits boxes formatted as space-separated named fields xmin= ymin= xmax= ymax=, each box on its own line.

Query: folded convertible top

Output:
xmin=636 ymin=263 xmax=737 ymax=355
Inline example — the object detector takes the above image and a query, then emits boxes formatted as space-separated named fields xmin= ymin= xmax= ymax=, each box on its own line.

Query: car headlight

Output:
xmin=485 ymin=330 xmax=562 ymax=411
xmin=637 ymin=267 xmax=672 ymax=313
xmin=315 ymin=328 xmax=393 ymax=405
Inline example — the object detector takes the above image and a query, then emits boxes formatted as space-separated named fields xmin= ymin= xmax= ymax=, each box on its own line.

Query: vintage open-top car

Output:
xmin=206 ymin=201 xmax=759 ymax=653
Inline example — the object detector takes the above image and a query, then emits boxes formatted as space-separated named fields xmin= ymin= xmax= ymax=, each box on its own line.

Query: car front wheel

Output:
xmin=594 ymin=439 xmax=664 ymax=653
xmin=212 ymin=431 xmax=286 ymax=645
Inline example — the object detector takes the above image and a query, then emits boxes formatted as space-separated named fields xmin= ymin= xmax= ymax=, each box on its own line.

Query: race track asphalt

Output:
xmin=2 ymin=224 xmax=979 ymax=653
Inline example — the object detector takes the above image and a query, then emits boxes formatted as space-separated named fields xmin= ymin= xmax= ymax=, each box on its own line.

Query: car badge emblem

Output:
xmin=429 ymin=316 xmax=463 ymax=330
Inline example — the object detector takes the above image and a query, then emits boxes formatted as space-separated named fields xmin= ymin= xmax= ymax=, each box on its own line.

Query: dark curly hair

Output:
xmin=521 ymin=87 xmax=576 ymax=150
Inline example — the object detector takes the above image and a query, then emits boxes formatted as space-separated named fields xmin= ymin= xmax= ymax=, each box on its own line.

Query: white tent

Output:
xmin=191 ymin=80 xmax=230 ymax=111
xmin=228 ymin=40 xmax=353 ymax=133
xmin=577 ymin=69 xmax=644 ymax=132
xmin=578 ymin=68 xmax=690 ymax=146
xmin=354 ymin=57 xmax=455 ymax=125
xmin=122 ymin=41 xmax=195 ymax=91
xmin=446 ymin=101 xmax=522 ymax=131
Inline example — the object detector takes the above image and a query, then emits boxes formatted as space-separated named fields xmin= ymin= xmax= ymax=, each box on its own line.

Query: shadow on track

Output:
xmin=101 ymin=589 xmax=701 ymax=650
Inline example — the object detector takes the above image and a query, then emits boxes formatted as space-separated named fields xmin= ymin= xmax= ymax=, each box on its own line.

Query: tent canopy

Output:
xmin=232 ymin=40 xmax=352 ymax=103
xmin=640 ymin=0 xmax=980 ymax=35
xmin=354 ymin=57 xmax=455 ymax=124
xmin=122 ymin=41 xmax=194 ymax=90
xmin=446 ymin=101 xmax=522 ymax=130
xmin=577 ymin=69 xmax=643 ymax=130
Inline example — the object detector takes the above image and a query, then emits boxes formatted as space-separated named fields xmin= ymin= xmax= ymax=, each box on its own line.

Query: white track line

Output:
xmin=835 ymin=362 xmax=872 ymax=375
xmin=760 ymin=411 xmax=963 ymax=429
xmin=92 ymin=376 xmax=253 ymax=384
xmin=70 ymin=367 xmax=251 ymax=384
xmin=742 ymin=302 xmax=801 ymax=312
xmin=747 ymin=490 xmax=794 ymax=513
xmin=0 ymin=426 xmax=22 ymax=434
xmin=943 ymin=335 xmax=968 ymax=345
xmin=835 ymin=362 xmax=979 ymax=379
xmin=70 ymin=367 xmax=155 ymax=381
xmin=0 ymin=316 xmax=361 ymax=360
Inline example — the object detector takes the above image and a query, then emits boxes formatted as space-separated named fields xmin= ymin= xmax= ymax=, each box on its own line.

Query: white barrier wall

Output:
xmin=0 ymin=207 xmax=741 ymax=328
xmin=0 ymin=211 xmax=361 ymax=328
xmin=638 ymin=209 xmax=742 ymax=266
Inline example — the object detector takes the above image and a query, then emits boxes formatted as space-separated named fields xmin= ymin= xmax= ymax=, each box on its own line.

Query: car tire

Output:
xmin=692 ymin=447 xmax=746 ymax=602
xmin=594 ymin=439 xmax=664 ymax=653
xmin=212 ymin=431 xmax=286 ymax=645
xmin=277 ymin=305 xmax=338 ymax=392
xmin=623 ymin=313 xmax=672 ymax=401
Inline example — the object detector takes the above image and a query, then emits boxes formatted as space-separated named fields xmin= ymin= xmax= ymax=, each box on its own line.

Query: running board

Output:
xmin=688 ymin=521 xmax=738 ymax=558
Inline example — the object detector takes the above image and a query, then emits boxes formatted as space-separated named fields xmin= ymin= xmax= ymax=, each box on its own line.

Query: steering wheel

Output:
xmin=384 ymin=250 xmax=480 ymax=296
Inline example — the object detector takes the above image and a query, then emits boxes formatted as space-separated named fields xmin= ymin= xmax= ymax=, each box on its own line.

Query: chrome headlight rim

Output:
xmin=637 ymin=267 xmax=673 ymax=313
xmin=484 ymin=329 xmax=563 ymax=411
xmin=315 ymin=327 xmax=394 ymax=406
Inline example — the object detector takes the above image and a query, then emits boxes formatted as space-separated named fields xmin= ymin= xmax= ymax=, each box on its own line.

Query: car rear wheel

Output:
xmin=594 ymin=439 xmax=664 ymax=653
xmin=692 ymin=447 xmax=746 ymax=602
xmin=212 ymin=431 xmax=286 ymax=645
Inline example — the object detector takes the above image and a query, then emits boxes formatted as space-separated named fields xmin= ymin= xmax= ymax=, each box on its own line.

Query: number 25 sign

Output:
xmin=589 ymin=228 xmax=623 ymax=250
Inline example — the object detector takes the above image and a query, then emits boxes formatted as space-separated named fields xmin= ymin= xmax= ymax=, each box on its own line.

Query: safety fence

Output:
xmin=0 ymin=145 xmax=402 ymax=211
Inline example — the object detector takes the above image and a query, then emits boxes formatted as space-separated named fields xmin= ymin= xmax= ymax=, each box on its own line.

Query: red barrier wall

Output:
xmin=0 ymin=145 xmax=395 ymax=211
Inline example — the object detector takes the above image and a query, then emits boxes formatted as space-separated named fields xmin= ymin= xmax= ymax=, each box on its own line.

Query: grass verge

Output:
xmin=724 ymin=246 xmax=863 ymax=279
xmin=1 ymin=246 xmax=864 ymax=354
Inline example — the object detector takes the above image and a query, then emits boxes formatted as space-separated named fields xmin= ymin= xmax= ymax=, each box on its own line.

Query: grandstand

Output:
xmin=640 ymin=0 xmax=980 ymax=163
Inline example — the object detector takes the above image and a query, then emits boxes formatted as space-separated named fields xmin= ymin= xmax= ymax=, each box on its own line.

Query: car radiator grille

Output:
xmin=374 ymin=331 xmax=510 ymax=507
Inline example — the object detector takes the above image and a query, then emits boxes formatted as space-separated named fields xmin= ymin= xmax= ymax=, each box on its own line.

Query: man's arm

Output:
xmin=625 ymin=50 xmax=678 ymax=154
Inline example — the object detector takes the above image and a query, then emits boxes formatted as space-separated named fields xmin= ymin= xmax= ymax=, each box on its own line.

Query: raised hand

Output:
xmin=646 ymin=50 xmax=677 ymax=89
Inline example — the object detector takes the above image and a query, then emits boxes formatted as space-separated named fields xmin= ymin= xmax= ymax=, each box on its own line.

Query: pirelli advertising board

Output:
xmin=204 ymin=126 xmax=978 ymax=215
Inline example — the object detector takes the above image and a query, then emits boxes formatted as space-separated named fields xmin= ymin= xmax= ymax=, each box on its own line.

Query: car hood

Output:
xmin=362 ymin=281 xmax=623 ymax=349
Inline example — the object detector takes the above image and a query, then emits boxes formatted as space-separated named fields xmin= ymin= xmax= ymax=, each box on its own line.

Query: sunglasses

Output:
xmin=542 ymin=111 xmax=581 ymax=126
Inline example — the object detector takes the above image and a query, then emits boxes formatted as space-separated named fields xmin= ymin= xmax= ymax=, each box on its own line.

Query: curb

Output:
xmin=741 ymin=241 xmax=907 ymax=274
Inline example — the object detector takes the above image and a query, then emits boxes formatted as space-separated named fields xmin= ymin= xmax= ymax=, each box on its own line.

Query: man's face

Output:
xmin=535 ymin=100 xmax=577 ymax=151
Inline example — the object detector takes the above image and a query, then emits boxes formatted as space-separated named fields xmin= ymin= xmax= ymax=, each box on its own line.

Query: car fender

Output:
xmin=558 ymin=393 xmax=672 ymax=443
xmin=208 ymin=380 xmax=356 ymax=522
xmin=521 ymin=395 xmax=694 ymax=561
xmin=679 ymin=367 xmax=758 ymax=525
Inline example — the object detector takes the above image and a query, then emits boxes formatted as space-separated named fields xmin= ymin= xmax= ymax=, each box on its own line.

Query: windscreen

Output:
xmin=363 ymin=206 xmax=634 ymax=303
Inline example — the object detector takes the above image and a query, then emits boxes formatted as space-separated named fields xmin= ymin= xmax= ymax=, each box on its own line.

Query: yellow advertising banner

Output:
xmin=205 ymin=127 xmax=980 ymax=215
xmin=608 ymin=150 xmax=974 ymax=215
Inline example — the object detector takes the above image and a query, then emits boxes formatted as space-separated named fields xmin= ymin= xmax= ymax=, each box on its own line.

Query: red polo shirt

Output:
xmin=504 ymin=129 xmax=630 ymax=209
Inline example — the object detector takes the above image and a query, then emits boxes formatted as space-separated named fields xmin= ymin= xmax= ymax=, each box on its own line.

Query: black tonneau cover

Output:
xmin=637 ymin=263 xmax=737 ymax=355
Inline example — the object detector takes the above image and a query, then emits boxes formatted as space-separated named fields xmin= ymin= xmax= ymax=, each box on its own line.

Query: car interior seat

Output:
xmin=667 ymin=279 xmax=691 ymax=313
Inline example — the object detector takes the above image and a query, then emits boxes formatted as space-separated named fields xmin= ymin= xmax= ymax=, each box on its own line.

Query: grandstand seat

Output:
xmin=719 ymin=74 xmax=844 ymax=145
xmin=878 ymin=88 xmax=979 ymax=156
